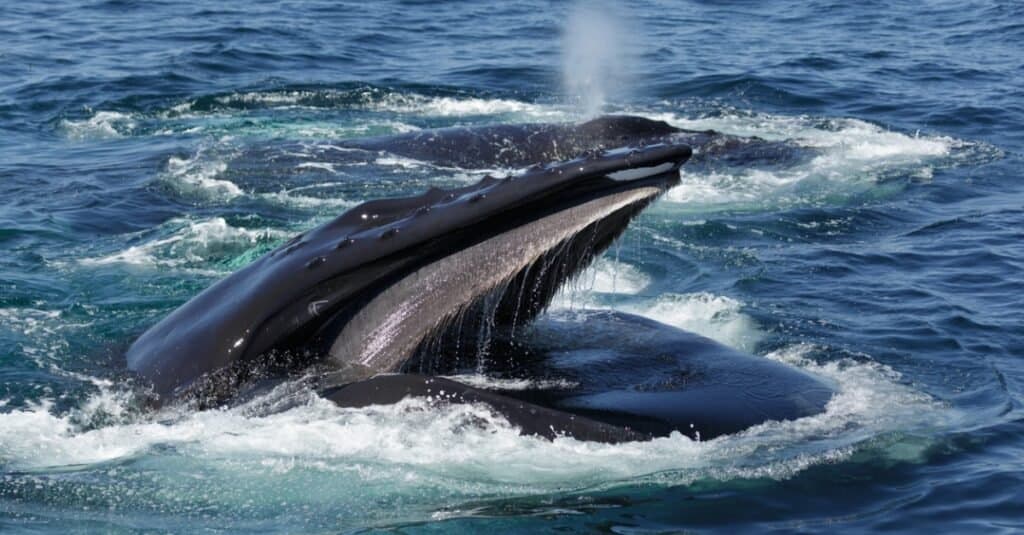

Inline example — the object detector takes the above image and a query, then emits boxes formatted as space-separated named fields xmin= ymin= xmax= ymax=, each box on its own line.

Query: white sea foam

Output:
xmin=667 ymin=167 xmax=800 ymax=206
xmin=555 ymin=257 xmax=651 ymax=300
xmin=411 ymin=96 xmax=536 ymax=116
xmin=163 ymin=150 xmax=243 ymax=200
xmin=214 ymin=90 xmax=318 ymax=107
xmin=0 ymin=344 xmax=949 ymax=498
xmin=620 ymin=292 xmax=764 ymax=352
xmin=554 ymin=261 xmax=760 ymax=352
xmin=272 ymin=120 xmax=422 ymax=139
xmin=371 ymin=93 xmax=565 ymax=120
xmin=588 ymin=258 xmax=649 ymax=294
xmin=162 ymin=89 xmax=567 ymax=122
xmin=295 ymin=161 xmax=338 ymax=173
xmin=164 ymin=145 xmax=355 ymax=209
xmin=258 ymin=189 xmax=356 ymax=210
xmin=0 ymin=307 xmax=62 ymax=336
xmin=80 ymin=217 xmax=287 ymax=269
xmin=374 ymin=155 xmax=426 ymax=169
xmin=60 ymin=111 xmax=136 ymax=140
xmin=442 ymin=374 xmax=579 ymax=391
xmin=643 ymin=111 xmax=964 ymax=210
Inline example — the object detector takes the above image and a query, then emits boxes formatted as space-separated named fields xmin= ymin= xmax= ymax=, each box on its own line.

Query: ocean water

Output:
xmin=2 ymin=0 xmax=1023 ymax=532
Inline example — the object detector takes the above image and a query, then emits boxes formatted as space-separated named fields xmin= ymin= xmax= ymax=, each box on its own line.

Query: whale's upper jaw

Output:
xmin=126 ymin=142 xmax=692 ymax=401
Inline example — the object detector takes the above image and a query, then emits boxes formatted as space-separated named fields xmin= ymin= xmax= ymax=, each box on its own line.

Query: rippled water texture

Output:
xmin=2 ymin=1 xmax=1023 ymax=532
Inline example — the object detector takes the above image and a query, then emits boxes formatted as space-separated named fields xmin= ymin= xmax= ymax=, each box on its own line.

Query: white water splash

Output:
xmin=258 ymin=189 xmax=357 ymax=211
xmin=638 ymin=110 xmax=969 ymax=210
xmin=553 ymin=258 xmax=651 ymax=305
xmin=621 ymin=292 xmax=764 ymax=352
xmin=162 ymin=89 xmax=565 ymax=121
xmin=442 ymin=375 xmax=579 ymax=391
xmin=60 ymin=111 xmax=136 ymax=140
xmin=80 ymin=217 xmax=287 ymax=270
xmin=555 ymin=285 xmax=764 ymax=353
xmin=163 ymin=149 xmax=243 ymax=200
xmin=0 ymin=344 xmax=949 ymax=496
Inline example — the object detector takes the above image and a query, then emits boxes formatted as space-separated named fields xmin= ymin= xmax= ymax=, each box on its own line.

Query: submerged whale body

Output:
xmin=337 ymin=114 xmax=805 ymax=169
xmin=238 ymin=114 xmax=805 ymax=179
xmin=127 ymin=121 xmax=834 ymax=442
xmin=394 ymin=309 xmax=834 ymax=441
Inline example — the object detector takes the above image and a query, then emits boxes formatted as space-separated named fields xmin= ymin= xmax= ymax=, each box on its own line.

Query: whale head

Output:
xmin=126 ymin=143 xmax=692 ymax=402
xmin=342 ymin=114 xmax=684 ymax=169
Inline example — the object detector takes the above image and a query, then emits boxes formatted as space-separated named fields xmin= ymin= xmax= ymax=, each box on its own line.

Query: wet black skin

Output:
xmin=338 ymin=114 xmax=805 ymax=169
xmin=234 ymin=115 xmax=805 ymax=179
xmin=404 ymin=310 xmax=835 ymax=441
xmin=127 ymin=144 xmax=694 ymax=399
xmin=127 ymin=123 xmax=835 ymax=442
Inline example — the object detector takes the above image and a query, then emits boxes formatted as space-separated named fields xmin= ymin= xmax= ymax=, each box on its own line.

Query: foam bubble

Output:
xmin=0 ymin=399 xmax=162 ymax=469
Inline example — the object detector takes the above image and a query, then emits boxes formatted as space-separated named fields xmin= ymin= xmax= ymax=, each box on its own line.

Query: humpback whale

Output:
xmin=336 ymin=114 xmax=803 ymax=169
xmin=235 ymin=115 xmax=803 ymax=181
xmin=128 ymin=120 xmax=834 ymax=442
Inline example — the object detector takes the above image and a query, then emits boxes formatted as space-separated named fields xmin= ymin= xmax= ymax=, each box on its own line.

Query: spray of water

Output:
xmin=561 ymin=2 xmax=629 ymax=117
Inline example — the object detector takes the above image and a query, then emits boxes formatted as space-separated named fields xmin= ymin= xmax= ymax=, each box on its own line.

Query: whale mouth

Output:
xmin=126 ymin=142 xmax=692 ymax=405
xmin=312 ymin=145 xmax=692 ymax=384
xmin=327 ymin=182 xmax=670 ymax=381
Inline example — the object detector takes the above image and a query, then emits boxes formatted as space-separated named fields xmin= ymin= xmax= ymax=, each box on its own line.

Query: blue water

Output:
xmin=2 ymin=0 xmax=1023 ymax=532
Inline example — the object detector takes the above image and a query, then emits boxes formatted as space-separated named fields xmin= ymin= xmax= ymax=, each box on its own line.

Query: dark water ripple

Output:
xmin=2 ymin=0 xmax=1023 ymax=532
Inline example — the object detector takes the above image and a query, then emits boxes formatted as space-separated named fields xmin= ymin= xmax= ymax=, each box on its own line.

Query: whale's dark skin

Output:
xmin=321 ymin=375 xmax=651 ymax=443
xmin=231 ymin=115 xmax=806 ymax=196
xmin=337 ymin=115 xmax=803 ymax=169
xmin=405 ymin=310 xmax=834 ymax=441
xmin=127 ymin=131 xmax=834 ymax=442
xmin=128 ymin=143 xmax=694 ymax=400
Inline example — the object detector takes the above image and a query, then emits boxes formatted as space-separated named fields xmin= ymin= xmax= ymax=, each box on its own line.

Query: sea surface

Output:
xmin=2 ymin=0 xmax=1023 ymax=532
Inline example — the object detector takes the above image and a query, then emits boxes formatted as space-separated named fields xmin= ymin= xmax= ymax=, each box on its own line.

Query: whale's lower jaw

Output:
xmin=322 ymin=308 xmax=837 ymax=444
xmin=319 ymin=184 xmax=666 ymax=384
xmin=320 ymin=374 xmax=651 ymax=443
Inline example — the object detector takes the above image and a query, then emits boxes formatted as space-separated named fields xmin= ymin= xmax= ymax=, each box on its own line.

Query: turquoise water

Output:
xmin=2 ymin=1 xmax=1022 ymax=532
